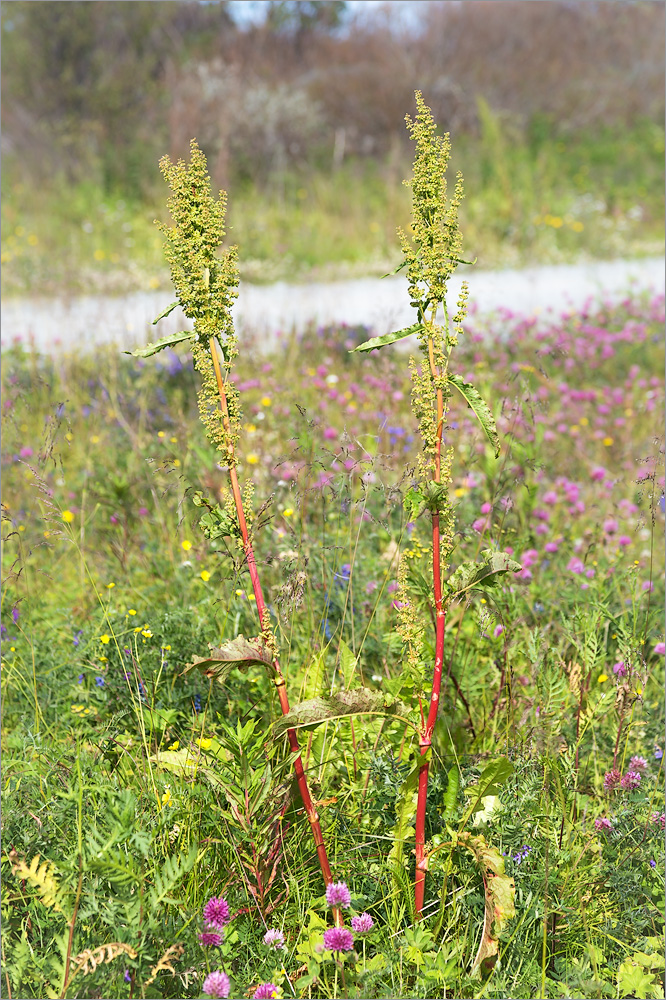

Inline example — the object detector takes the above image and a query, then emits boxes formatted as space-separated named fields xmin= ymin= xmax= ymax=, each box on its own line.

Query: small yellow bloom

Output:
xmin=182 ymin=540 xmax=192 ymax=551
xmin=579 ymin=417 xmax=589 ymax=426
xmin=597 ymin=674 xmax=608 ymax=683
xmin=158 ymin=431 xmax=165 ymax=438
xmin=141 ymin=629 xmax=153 ymax=638
xmin=65 ymin=432 xmax=73 ymax=442
xmin=170 ymin=436 xmax=177 ymax=443
xmin=454 ymin=488 xmax=467 ymax=498
xmin=148 ymin=277 xmax=160 ymax=289
xmin=90 ymin=435 xmax=100 ymax=444
xmin=603 ymin=437 xmax=614 ymax=447
xmin=235 ymin=589 xmax=244 ymax=597
xmin=283 ymin=508 xmax=294 ymax=517
xmin=571 ymin=221 xmax=584 ymax=232
xmin=569 ymin=425 xmax=579 ymax=435
xmin=106 ymin=582 xmax=115 ymax=589
xmin=168 ymin=740 xmax=180 ymax=751
xmin=27 ymin=234 xmax=39 ymax=246
xmin=164 ymin=644 xmax=171 ymax=651
xmin=246 ymin=453 xmax=259 ymax=465
xmin=62 ymin=510 xmax=75 ymax=523
xmin=134 ymin=626 xmax=142 ymax=633
xmin=200 ymin=570 xmax=211 ymax=582
xmin=260 ymin=396 xmax=272 ymax=407
xmin=245 ymin=423 xmax=257 ymax=434
xmin=161 ymin=787 xmax=173 ymax=807
xmin=93 ymin=249 xmax=105 ymax=261
xmin=197 ymin=738 xmax=212 ymax=750
xmin=128 ymin=608 xmax=137 ymax=616
xmin=100 ymin=634 xmax=111 ymax=644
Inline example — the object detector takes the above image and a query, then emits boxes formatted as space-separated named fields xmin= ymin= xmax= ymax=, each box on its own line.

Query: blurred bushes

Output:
xmin=1 ymin=0 xmax=664 ymax=195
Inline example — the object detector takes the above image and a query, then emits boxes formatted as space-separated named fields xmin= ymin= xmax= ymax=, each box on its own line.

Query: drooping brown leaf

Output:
xmin=73 ymin=942 xmax=138 ymax=977
xmin=272 ymin=689 xmax=410 ymax=738
xmin=457 ymin=832 xmax=515 ymax=978
xmin=145 ymin=943 xmax=185 ymax=986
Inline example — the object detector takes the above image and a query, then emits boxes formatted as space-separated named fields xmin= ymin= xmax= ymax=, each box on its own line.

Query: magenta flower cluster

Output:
xmin=351 ymin=912 xmax=374 ymax=933
xmin=263 ymin=928 xmax=285 ymax=949
xmin=253 ymin=984 xmax=278 ymax=999
xmin=325 ymin=881 xmax=352 ymax=908
xmin=203 ymin=970 xmax=231 ymax=999
xmin=604 ymin=758 xmax=650 ymax=794
xmin=323 ymin=927 xmax=354 ymax=952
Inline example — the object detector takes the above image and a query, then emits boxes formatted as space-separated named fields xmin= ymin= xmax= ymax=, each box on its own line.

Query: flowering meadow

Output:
xmin=2 ymin=283 xmax=664 ymax=998
xmin=2 ymin=96 xmax=665 ymax=999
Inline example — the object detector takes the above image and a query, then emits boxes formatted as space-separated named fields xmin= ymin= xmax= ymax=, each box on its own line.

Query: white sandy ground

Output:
xmin=1 ymin=256 xmax=663 ymax=356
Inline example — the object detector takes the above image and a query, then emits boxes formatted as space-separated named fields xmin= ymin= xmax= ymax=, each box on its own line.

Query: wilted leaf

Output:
xmin=184 ymin=636 xmax=273 ymax=684
xmin=351 ymin=323 xmax=423 ymax=353
xmin=457 ymin=832 xmax=516 ymax=978
xmin=445 ymin=550 xmax=522 ymax=601
xmin=449 ymin=373 xmax=500 ymax=457
xmin=125 ymin=331 xmax=193 ymax=357
xmin=273 ymin=689 xmax=409 ymax=738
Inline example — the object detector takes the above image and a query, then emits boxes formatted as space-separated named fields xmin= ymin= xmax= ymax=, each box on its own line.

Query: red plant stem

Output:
xmin=414 ymin=338 xmax=447 ymax=918
xmin=208 ymin=339 xmax=339 ymax=915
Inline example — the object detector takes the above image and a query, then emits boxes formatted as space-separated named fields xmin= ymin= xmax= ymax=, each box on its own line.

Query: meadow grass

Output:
xmin=2 ymin=287 xmax=664 ymax=998
xmin=2 ymin=117 xmax=664 ymax=296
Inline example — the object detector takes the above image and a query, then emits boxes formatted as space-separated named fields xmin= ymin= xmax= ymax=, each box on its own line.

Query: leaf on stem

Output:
xmin=184 ymin=636 xmax=273 ymax=684
xmin=272 ymin=689 xmax=409 ymax=737
xmin=124 ymin=331 xmax=193 ymax=357
xmin=350 ymin=323 xmax=423 ymax=353
xmin=448 ymin=373 xmax=500 ymax=457
xmin=457 ymin=832 xmax=515 ymax=978
xmin=152 ymin=301 xmax=180 ymax=324
xmin=445 ymin=550 xmax=522 ymax=601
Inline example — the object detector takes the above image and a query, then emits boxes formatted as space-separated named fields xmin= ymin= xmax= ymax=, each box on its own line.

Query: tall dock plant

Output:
xmin=352 ymin=93 xmax=519 ymax=918
xmin=129 ymin=140 xmax=337 ymax=903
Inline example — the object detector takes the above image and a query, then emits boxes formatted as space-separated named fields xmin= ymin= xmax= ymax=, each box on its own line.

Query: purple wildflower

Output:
xmin=612 ymin=661 xmax=627 ymax=678
xmin=124 ymin=970 xmax=131 ymax=983
xmin=199 ymin=930 xmax=223 ymax=947
xmin=649 ymin=859 xmax=657 ymax=868
xmin=263 ymin=928 xmax=285 ymax=949
xmin=629 ymin=756 xmax=648 ymax=773
xmin=203 ymin=970 xmax=231 ymax=998
xmin=323 ymin=927 xmax=354 ymax=952
xmin=325 ymin=881 xmax=351 ymax=908
xmin=253 ymin=985 xmax=278 ymax=999
xmin=594 ymin=817 xmax=613 ymax=832
xmin=654 ymin=642 xmax=666 ymax=655
xmin=650 ymin=812 xmax=665 ymax=830
xmin=351 ymin=912 xmax=374 ymax=933
xmin=11 ymin=607 xmax=19 ymax=624
xmin=493 ymin=624 xmax=504 ymax=638
xmin=203 ymin=896 xmax=230 ymax=929
xmin=621 ymin=770 xmax=641 ymax=790
xmin=603 ymin=769 xmax=621 ymax=792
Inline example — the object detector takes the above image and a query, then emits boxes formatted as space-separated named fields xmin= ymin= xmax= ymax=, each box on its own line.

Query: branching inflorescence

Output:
xmin=135 ymin=140 xmax=337 ymax=910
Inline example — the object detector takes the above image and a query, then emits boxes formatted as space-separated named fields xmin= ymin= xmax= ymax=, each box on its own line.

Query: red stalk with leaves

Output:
xmin=352 ymin=93 xmax=516 ymax=919
xmin=130 ymin=140 xmax=336 ymax=906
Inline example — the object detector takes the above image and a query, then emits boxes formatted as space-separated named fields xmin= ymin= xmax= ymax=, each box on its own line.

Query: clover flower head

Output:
xmin=263 ymin=928 xmax=285 ymax=950
xmin=325 ymin=881 xmax=351 ymax=908
xmin=629 ymin=756 xmax=648 ymax=773
xmin=603 ymin=768 xmax=621 ymax=791
xmin=594 ymin=817 xmax=613 ymax=832
xmin=203 ymin=896 xmax=230 ymax=929
xmin=199 ymin=929 xmax=223 ymax=947
xmin=203 ymin=970 xmax=231 ymax=999
xmin=621 ymin=770 xmax=641 ymax=790
xmin=253 ymin=985 xmax=279 ymax=999
xmin=650 ymin=812 xmax=665 ymax=830
xmin=612 ymin=661 xmax=628 ymax=678
xmin=351 ymin=912 xmax=374 ymax=933
xmin=323 ymin=927 xmax=354 ymax=952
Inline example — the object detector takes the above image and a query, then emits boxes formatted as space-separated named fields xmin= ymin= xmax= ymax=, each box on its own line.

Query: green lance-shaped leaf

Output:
xmin=442 ymin=765 xmax=460 ymax=820
xmin=456 ymin=832 xmax=515 ymax=978
xmin=272 ymin=689 xmax=410 ymax=738
xmin=152 ymin=300 xmax=180 ymax=324
xmin=388 ymin=759 xmax=422 ymax=869
xmin=461 ymin=757 xmax=514 ymax=827
xmin=149 ymin=748 xmax=224 ymax=788
xmin=350 ymin=323 xmax=423 ymax=353
xmin=124 ymin=331 xmax=193 ymax=358
xmin=183 ymin=636 xmax=274 ymax=685
xmin=449 ymin=373 xmax=500 ymax=457
xmin=445 ymin=550 xmax=522 ymax=601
